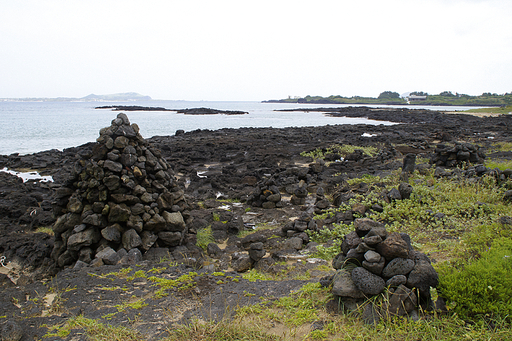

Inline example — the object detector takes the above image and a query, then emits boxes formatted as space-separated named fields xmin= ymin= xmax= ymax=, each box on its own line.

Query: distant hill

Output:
xmin=0 ymin=92 xmax=152 ymax=102
xmin=80 ymin=92 xmax=152 ymax=101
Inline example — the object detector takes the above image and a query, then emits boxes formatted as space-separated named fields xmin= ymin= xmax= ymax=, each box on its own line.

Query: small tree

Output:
xmin=439 ymin=91 xmax=455 ymax=97
xmin=378 ymin=91 xmax=400 ymax=99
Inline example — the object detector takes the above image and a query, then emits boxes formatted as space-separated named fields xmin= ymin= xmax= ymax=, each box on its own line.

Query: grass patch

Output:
xmin=361 ymin=172 xmax=511 ymax=258
xmin=114 ymin=297 xmax=148 ymax=312
xmin=34 ymin=226 xmax=54 ymax=235
xmin=242 ymin=269 xmax=281 ymax=282
xmin=44 ymin=315 xmax=141 ymax=340
xmin=485 ymin=159 xmax=512 ymax=171
xmin=234 ymin=281 xmax=512 ymax=341
xmin=238 ymin=282 xmax=330 ymax=328
xmin=465 ymin=105 xmax=512 ymax=114
xmin=162 ymin=319 xmax=280 ymax=341
xmin=491 ymin=141 xmax=512 ymax=153
xmin=301 ymin=144 xmax=379 ymax=161
xmin=149 ymin=271 xmax=200 ymax=298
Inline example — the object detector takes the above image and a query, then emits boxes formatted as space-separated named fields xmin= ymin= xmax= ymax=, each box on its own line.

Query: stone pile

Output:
xmin=431 ymin=142 xmax=485 ymax=167
xmin=246 ymin=178 xmax=282 ymax=209
xmin=290 ymin=180 xmax=308 ymax=205
xmin=280 ymin=211 xmax=316 ymax=246
xmin=51 ymin=114 xmax=191 ymax=269
xmin=314 ymin=187 xmax=330 ymax=213
xmin=230 ymin=241 xmax=268 ymax=273
xmin=327 ymin=218 xmax=439 ymax=322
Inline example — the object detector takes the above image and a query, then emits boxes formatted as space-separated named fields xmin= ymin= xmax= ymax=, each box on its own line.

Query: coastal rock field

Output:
xmin=0 ymin=107 xmax=511 ymax=340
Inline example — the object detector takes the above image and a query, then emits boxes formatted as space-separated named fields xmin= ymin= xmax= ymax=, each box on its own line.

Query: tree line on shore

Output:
xmin=265 ymin=91 xmax=512 ymax=107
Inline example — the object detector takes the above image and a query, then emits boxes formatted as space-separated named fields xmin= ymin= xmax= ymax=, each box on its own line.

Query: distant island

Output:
xmin=0 ymin=92 xmax=152 ymax=102
xmin=264 ymin=91 xmax=512 ymax=107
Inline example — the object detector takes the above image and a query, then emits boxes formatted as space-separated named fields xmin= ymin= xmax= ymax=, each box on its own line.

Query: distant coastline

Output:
xmin=0 ymin=92 xmax=152 ymax=102
xmin=264 ymin=91 xmax=512 ymax=107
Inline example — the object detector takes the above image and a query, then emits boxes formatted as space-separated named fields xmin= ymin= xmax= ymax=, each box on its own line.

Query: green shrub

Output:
xmin=461 ymin=222 xmax=512 ymax=258
xmin=196 ymin=226 xmax=214 ymax=250
xmin=371 ymin=175 xmax=508 ymax=237
xmin=438 ymin=238 xmax=512 ymax=320
xmin=301 ymin=144 xmax=379 ymax=160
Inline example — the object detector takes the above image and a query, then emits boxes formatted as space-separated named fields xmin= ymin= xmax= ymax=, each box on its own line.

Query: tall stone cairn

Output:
xmin=51 ymin=113 xmax=190 ymax=268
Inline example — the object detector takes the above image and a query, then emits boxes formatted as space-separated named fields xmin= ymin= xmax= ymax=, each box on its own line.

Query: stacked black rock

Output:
xmin=280 ymin=211 xmax=315 ymax=246
xmin=231 ymin=242 xmax=267 ymax=272
xmin=431 ymin=142 xmax=485 ymax=167
xmin=314 ymin=187 xmax=330 ymax=213
xmin=328 ymin=218 xmax=439 ymax=321
xmin=246 ymin=178 xmax=282 ymax=209
xmin=290 ymin=180 xmax=308 ymax=205
xmin=51 ymin=113 xmax=191 ymax=268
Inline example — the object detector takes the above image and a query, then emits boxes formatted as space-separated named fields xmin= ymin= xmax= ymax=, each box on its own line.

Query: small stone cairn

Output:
xmin=51 ymin=114 xmax=191 ymax=268
xmin=431 ymin=142 xmax=485 ymax=167
xmin=246 ymin=178 xmax=282 ymax=209
xmin=280 ymin=211 xmax=316 ymax=246
xmin=290 ymin=180 xmax=308 ymax=205
xmin=327 ymin=218 xmax=439 ymax=323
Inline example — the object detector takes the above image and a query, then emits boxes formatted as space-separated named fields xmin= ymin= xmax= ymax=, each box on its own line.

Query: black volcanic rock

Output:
xmin=177 ymin=107 xmax=248 ymax=115
xmin=50 ymin=113 xmax=191 ymax=269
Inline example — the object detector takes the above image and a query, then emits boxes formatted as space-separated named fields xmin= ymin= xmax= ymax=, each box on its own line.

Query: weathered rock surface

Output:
xmin=352 ymin=267 xmax=386 ymax=295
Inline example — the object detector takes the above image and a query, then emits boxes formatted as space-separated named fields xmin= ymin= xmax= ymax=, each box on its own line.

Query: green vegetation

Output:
xmin=149 ymin=271 xmax=200 ymax=298
xmin=438 ymin=238 xmax=512 ymax=320
xmin=196 ymin=226 xmax=215 ymax=250
xmin=490 ymin=142 xmax=512 ymax=153
xmin=163 ymin=319 xmax=280 ymax=341
xmin=44 ymin=315 xmax=141 ymax=340
xmin=486 ymin=159 xmax=512 ymax=171
xmin=114 ymin=297 xmax=148 ymax=312
xmin=34 ymin=226 xmax=54 ymax=235
xmin=485 ymin=142 xmax=512 ymax=171
xmin=212 ymin=212 xmax=221 ymax=221
xmin=233 ymin=280 xmax=512 ymax=340
xmin=266 ymin=94 xmax=406 ymax=105
xmin=334 ymin=170 xmax=507 ymax=258
xmin=300 ymin=144 xmax=379 ymax=161
xmin=466 ymin=105 xmax=512 ymax=114
xmin=378 ymin=91 xmax=401 ymax=99
xmin=237 ymin=282 xmax=330 ymax=327
xmin=265 ymin=91 xmax=512 ymax=107
xmin=242 ymin=265 xmax=312 ymax=282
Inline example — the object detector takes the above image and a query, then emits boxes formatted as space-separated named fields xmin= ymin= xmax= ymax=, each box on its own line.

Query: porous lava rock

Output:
xmin=327 ymin=218 xmax=439 ymax=323
xmin=50 ymin=113 xmax=192 ymax=269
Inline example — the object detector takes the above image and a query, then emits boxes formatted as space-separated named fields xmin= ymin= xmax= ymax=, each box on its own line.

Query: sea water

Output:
xmin=0 ymin=100 xmax=473 ymax=156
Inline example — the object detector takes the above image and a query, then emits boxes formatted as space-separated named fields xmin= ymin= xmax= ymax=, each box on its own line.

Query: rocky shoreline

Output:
xmin=0 ymin=107 xmax=511 ymax=340
xmin=96 ymin=105 xmax=248 ymax=115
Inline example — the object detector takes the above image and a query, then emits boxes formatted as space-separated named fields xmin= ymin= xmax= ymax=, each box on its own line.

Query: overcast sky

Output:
xmin=1 ymin=0 xmax=511 ymax=101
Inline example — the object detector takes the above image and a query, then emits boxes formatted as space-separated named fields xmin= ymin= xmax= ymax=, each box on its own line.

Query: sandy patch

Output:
xmin=444 ymin=111 xmax=504 ymax=117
